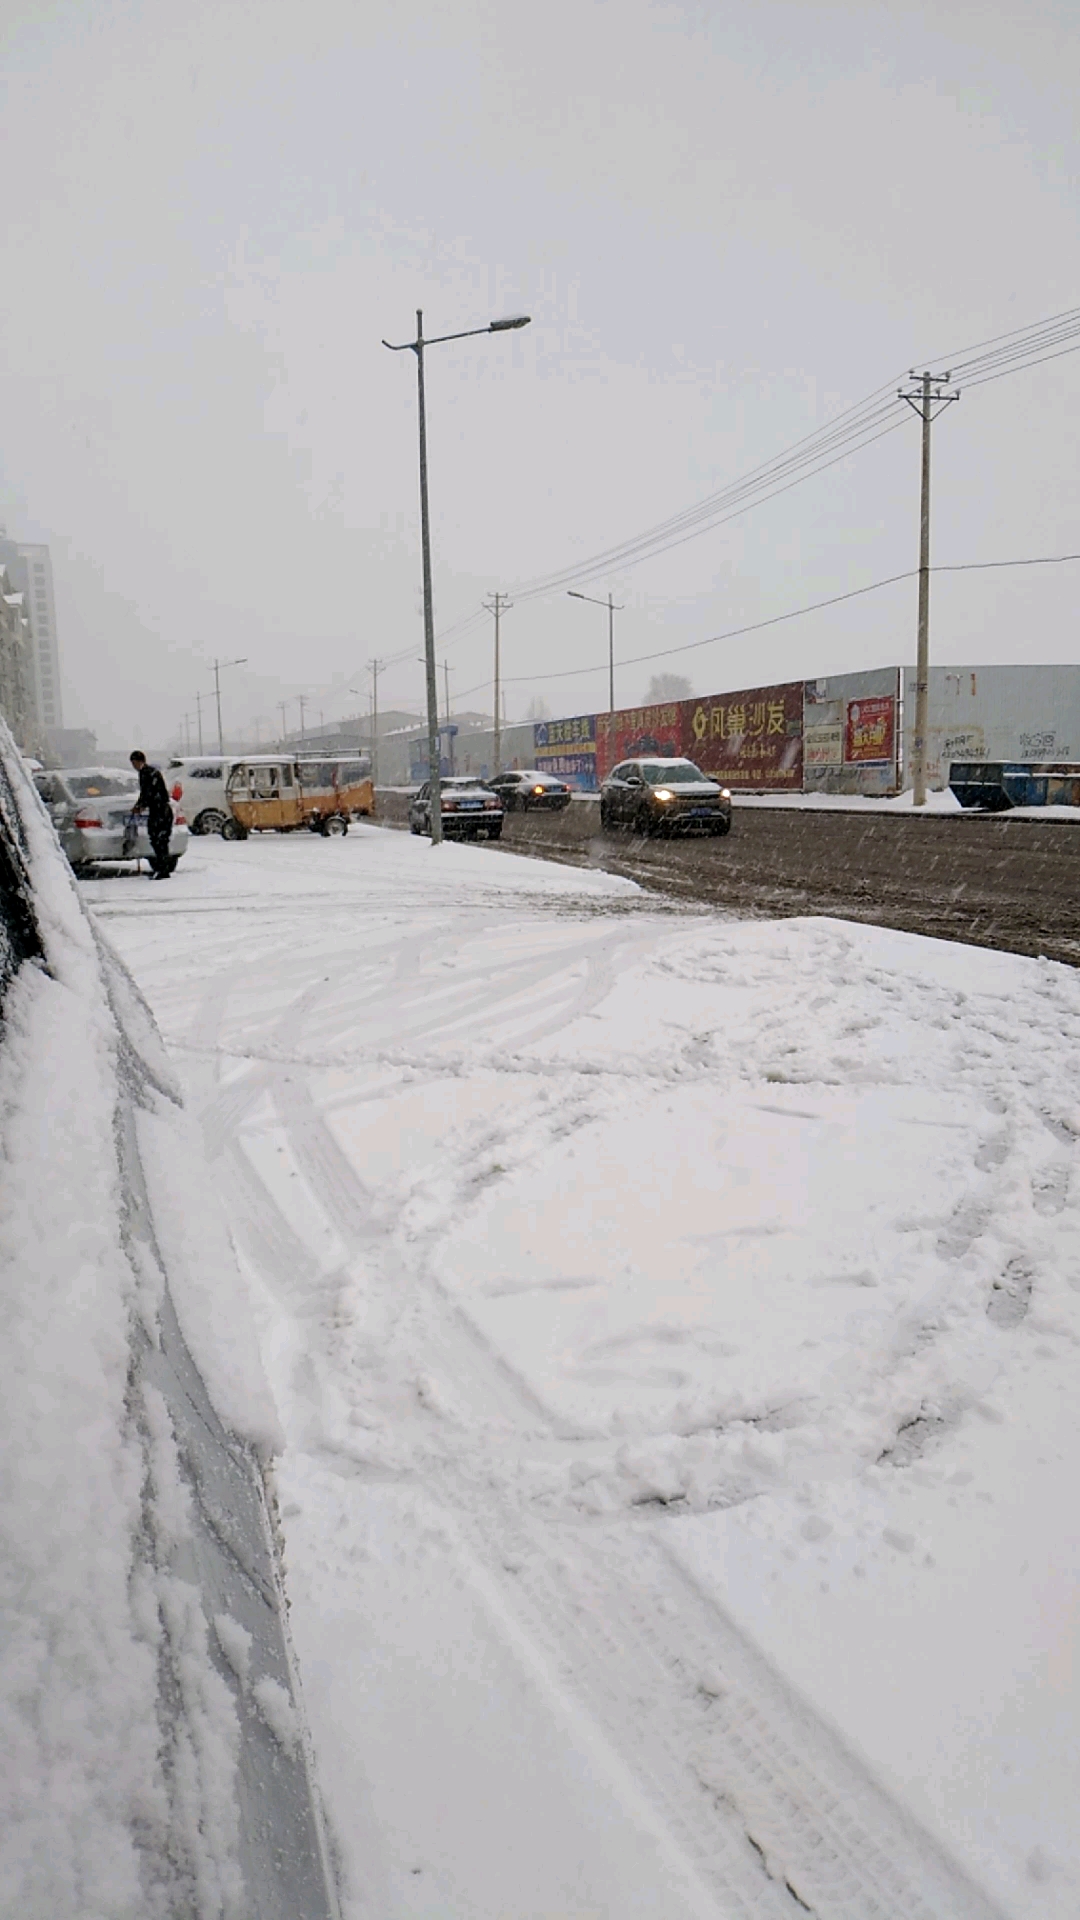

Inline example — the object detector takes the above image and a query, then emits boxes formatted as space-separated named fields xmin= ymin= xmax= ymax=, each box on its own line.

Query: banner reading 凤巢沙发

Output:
xmin=680 ymin=682 xmax=803 ymax=789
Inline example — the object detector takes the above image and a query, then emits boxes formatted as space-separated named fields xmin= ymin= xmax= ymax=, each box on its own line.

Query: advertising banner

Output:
xmin=682 ymin=682 xmax=803 ymax=789
xmin=804 ymin=722 xmax=843 ymax=767
xmin=534 ymin=714 xmax=598 ymax=786
xmin=595 ymin=703 xmax=682 ymax=782
xmin=845 ymin=695 xmax=896 ymax=765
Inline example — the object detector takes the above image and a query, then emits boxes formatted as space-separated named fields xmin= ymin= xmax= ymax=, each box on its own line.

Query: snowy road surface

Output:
xmin=86 ymin=827 xmax=1080 ymax=1919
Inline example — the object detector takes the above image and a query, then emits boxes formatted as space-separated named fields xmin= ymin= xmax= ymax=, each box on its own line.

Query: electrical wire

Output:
xmin=362 ymin=304 xmax=1080 ymax=695
xmin=446 ymin=551 xmax=1080 ymax=702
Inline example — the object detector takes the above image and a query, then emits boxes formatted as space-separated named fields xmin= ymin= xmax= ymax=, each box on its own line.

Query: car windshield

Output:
xmin=65 ymin=771 xmax=140 ymax=798
xmin=639 ymin=762 xmax=708 ymax=785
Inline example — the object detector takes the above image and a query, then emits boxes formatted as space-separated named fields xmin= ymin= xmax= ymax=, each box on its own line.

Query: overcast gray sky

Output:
xmin=1 ymin=0 xmax=1077 ymax=747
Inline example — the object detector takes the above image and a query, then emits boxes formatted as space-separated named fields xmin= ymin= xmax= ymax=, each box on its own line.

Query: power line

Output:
xmin=448 ymin=551 xmax=1080 ymax=700
xmin=384 ymin=302 xmax=1080 ymax=678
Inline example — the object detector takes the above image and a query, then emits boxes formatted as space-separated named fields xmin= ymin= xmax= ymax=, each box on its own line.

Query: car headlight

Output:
xmin=653 ymin=788 xmax=674 ymax=801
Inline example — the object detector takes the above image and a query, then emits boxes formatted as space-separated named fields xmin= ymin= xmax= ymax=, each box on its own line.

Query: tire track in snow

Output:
xmin=230 ymin=925 xmax=1010 ymax=1920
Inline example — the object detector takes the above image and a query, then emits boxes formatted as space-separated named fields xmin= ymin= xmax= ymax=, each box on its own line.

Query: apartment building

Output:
xmin=0 ymin=530 xmax=62 ymax=735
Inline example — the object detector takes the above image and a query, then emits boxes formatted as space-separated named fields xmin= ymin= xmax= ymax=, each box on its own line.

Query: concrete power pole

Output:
xmin=899 ymin=370 xmax=959 ymax=805
xmin=484 ymin=592 xmax=509 ymax=774
xmin=369 ymin=658 xmax=381 ymax=788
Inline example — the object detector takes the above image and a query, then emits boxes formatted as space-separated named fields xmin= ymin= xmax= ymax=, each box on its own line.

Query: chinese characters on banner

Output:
xmin=534 ymin=714 xmax=598 ymax=785
xmin=683 ymin=682 xmax=804 ymax=788
xmin=594 ymin=703 xmax=683 ymax=782
xmin=844 ymin=696 xmax=896 ymax=764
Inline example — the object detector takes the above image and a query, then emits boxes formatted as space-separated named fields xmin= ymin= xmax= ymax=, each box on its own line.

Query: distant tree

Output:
xmin=645 ymin=673 xmax=692 ymax=704
xmin=524 ymin=695 xmax=551 ymax=721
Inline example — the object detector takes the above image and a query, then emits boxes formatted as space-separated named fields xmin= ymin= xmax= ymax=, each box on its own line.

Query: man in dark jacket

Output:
xmin=130 ymin=751 xmax=175 ymax=878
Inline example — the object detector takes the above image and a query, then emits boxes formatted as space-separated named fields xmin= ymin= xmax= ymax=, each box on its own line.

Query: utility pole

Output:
xmin=212 ymin=656 xmax=247 ymax=757
xmin=298 ymin=694 xmax=308 ymax=743
xmin=484 ymin=592 xmax=509 ymax=772
xmin=277 ymin=700 xmax=288 ymax=747
xmin=899 ymin=370 xmax=959 ymax=805
xmin=195 ymin=690 xmax=205 ymax=753
xmin=370 ymin=659 xmax=381 ymax=788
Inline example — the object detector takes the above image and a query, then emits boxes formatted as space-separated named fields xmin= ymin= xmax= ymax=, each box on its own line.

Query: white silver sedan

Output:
xmin=33 ymin=766 xmax=190 ymax=874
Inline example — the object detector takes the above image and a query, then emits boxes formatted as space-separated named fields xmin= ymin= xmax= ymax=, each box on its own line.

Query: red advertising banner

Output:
xmin=595 ymin=703 xmax=683 ymax=782
xmin=680 ymin=682 xmax=803 ymax=789
xmin=845 ymin=694 xmax=896 ymax=765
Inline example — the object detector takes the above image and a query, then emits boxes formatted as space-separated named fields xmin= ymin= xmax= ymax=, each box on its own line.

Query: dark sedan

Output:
xmin=485 ymin=769 xmax=573 ymax=812
xmin=599 ymin=758 xmax=732 ymax=835
xmin=408 ymin=776 xmax=505 ymax=840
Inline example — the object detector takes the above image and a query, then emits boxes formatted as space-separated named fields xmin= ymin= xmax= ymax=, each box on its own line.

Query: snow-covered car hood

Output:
xmin=0 ymin=730 xmax=339 ymax=1920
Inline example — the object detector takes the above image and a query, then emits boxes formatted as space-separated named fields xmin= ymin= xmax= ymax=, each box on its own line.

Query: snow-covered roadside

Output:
xmin=732 ymin=789 xmax=1080 ymax=819
xmin=88 ymin=826 xmax=1080 ymax=1920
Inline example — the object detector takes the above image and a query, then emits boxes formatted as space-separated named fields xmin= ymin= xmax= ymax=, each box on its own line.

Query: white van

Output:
xmin=167 ymin=756 xmax=243 ymax=835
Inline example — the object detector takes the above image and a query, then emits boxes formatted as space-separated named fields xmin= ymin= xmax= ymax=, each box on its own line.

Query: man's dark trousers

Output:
xmin=148 ymin=810 xmax=173 ymax=875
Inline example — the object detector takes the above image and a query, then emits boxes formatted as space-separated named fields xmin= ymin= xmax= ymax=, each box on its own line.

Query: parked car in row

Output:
xmin=485 ymin=769 xmax=573 ymax=812
xmin=599 ymin=758 xmax=732 ymax=835
xmin=409 ymin=776 xmax=505 ymax=840
xmin=32 ymin=766 xmax=190 ymax=875
xmin=167 ymin=754 xmax=238 ymax=835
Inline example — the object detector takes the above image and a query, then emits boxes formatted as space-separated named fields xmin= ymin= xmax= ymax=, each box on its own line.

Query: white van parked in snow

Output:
xmin=167 ymin=756 xmax=243 ymax=835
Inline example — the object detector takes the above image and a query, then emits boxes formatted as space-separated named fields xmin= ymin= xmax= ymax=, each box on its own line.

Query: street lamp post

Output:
xmin=383 ymin=309 xmax=530 ymax=842
xmin=348 ymin=660 xmax=381 ymax=786
xmin=212 ymin=657 xmax=247 ymax=756
xmin=568 ymin=590 xmax=623 ymax=714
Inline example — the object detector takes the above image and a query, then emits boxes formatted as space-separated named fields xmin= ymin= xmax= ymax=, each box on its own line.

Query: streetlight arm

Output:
xmin=383 ymin=316 xmax=531 ymax=353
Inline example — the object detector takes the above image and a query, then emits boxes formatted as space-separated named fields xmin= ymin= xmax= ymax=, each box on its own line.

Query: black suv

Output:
xmin=599 ymin=758 xmax=732 ymax=836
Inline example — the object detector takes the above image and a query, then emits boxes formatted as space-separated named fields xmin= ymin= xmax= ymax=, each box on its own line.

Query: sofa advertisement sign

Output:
xmin=682 ymin=682 xmax=803 ymax=789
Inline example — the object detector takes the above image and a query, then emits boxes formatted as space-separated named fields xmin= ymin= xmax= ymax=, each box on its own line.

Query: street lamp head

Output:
xmin=567 ymin=590 xmax=585 ymax=600
xmin=489 ymin=314 xmax=531 ymax=332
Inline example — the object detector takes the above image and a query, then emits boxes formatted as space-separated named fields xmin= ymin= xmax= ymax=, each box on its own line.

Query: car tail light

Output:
xmin=171 ymin=783 xmax=183 ymax=801
xmin=484 ymin=798 xmax=499 ymax=809
xmin=73 ymin=814 xmax=103 ymax=828
xmin=532 ymin=785 xmax=544 ymax=794
xmin=174 ymin=811 xmax=186 ymax=826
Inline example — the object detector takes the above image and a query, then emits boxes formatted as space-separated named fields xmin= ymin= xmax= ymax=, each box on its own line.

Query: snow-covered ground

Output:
xmin=85 ymin=826 xmax=1080 ymax=1920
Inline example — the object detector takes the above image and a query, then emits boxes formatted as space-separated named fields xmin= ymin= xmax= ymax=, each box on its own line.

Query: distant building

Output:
xmin=0 ymin=530 xmax=63 ymax=735
xmin=0 ymin=565 xmax=39 ymax=753
xmin=44 ymin=726 xmax=98 ymax=768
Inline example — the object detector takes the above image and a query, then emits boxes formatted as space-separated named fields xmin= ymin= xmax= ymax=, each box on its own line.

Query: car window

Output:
xmin=416 ymin=783 xmax=429 ymax=800
xmin=66 ymin=772 xmax=140 ymax=799
xmin=190 ymin=765 xmax=223 ymax=779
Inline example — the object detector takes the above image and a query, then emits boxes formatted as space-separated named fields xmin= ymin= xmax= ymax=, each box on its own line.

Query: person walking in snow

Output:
xmin=129 ymin=750 xmax=175 ymax=879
